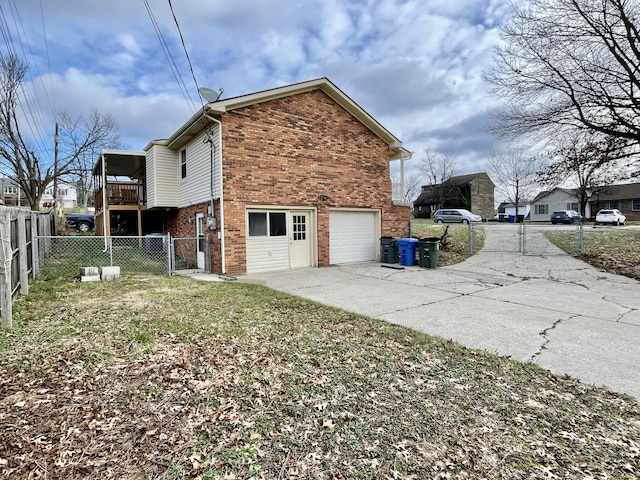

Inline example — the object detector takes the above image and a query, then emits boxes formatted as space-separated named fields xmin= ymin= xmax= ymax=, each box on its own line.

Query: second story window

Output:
xmin=4 ymin=186 xmax=17 ymax=195
xmin=181 ymin=149 xmax=187 ymax=179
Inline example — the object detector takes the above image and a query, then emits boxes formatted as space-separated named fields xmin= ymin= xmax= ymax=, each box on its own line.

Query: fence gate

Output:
xmin=171 ymin=236 xmax=210 ymax=273
xmin=522 ymin=223 xmax=584 ymax=256
xmin=473 ymin=223 xmax=524 ymax=253
xmin=471 ymin=223 xmax=584 ymax=256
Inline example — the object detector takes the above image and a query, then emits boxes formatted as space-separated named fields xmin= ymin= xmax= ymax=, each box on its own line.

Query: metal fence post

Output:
xmin=468 ymin=223 xmax=474 ymax=253
xmin=576 ymin=223 xmax=585 ymax=254
xmin=521 ymin=222 xmax=526 ymax=255
xmin=167 ymin=233 xmax=172 ymax=275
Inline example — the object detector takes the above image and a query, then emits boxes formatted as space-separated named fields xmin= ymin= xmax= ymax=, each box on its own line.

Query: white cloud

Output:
xmin=7 ymin=0 xmax=515 ymax=173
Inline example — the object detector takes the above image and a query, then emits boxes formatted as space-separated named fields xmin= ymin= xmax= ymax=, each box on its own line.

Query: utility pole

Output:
xmin=53 ymin=122 xmax=59 ymax=211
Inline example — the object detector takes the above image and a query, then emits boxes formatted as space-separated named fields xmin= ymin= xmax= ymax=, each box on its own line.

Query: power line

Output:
xmin=143 ymin=0 xmax=197 ymax=114
xmin=167 ymin=0 xmax=204 ymax=109
xmin=39 ymin=0 xmax=56 ymax=117
xmin=0 ymin=0 xmax=54 ymax=164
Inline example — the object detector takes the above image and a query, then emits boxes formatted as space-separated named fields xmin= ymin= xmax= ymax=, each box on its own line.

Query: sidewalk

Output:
xmin=239 ymin=225 xmax=640 ymax=399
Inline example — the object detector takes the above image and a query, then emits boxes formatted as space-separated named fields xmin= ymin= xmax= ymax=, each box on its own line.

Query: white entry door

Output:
xmin=196 ymin=213 xmax=205 ymax=269
xmin=289 ymin=211 xmax=312 ymax=268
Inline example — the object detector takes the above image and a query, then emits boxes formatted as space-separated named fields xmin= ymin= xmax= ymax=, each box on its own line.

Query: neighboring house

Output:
xmin=588 ymin=183 xmax=640 ymax=222
xmin=502 ymin=202 xmax=531 ymax=220
xmin=92 ymin=77 xmax=412 ymax=275
xmin=0 ymin=178 xmax=25 ymax=206
xmin=530 ymin=188 xmax=582 ymax=222
xmin=413 ymin=172 xmax=495 ymax=219
xmin=530 ymin=183 xmax=640 ymax=222
xmin=39 ymin=181 xmax=78 ymax=209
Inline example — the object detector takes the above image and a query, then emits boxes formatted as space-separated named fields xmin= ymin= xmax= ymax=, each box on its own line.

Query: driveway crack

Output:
xmin=529 ymin=315 xmax=576 ymax=362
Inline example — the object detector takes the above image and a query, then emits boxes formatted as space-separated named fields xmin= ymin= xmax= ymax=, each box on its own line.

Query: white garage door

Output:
xmin=329 ymin=210 xmax=377 ymax=264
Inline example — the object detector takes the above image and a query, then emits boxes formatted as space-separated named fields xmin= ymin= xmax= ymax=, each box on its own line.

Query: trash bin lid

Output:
xmin=420 ymin=236 xmax=440 ymax=242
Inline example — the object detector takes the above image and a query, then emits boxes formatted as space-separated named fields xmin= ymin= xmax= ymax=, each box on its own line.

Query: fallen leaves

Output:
xmin=1 ymin=276 xmax=639 ymax=478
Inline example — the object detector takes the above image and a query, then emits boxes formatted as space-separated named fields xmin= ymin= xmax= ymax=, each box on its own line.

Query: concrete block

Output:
xmin=80 ymin=275 xmax=101 ymax=283
xmin=100 ymin=266 xmax=121 ymax=281
xmin=80 ymin=266 xmax=99 ymax=276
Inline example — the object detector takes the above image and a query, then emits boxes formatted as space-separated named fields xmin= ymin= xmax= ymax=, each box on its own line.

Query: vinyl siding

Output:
xmin=146 ymin=145 xmax=178 ymax=208
xmin=530 ymin=190 xmax=578 ymax=222
xmin=178 ymin=127 xmax=221 ymax=208
xmin=246 ymin=236 xmax=289 ymax=273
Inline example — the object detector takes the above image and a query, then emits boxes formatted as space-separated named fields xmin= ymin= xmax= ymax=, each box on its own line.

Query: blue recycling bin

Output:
xmin=398 ymin=238 xmax=419 ymax=266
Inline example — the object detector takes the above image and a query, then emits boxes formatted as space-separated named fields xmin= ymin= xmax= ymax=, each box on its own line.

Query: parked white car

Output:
xmin=595 ymin=209 xmax=626 ymax=226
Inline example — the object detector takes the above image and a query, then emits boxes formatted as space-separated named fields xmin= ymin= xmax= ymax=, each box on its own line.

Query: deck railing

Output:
xmin=95 ymin=182 xmax=145 ymax=209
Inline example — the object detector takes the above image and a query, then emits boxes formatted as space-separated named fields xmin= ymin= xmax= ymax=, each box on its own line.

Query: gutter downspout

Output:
xmin=203 ymin=111 xmax=226 ymax=275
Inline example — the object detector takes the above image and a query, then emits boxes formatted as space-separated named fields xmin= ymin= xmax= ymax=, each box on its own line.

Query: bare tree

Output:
xmin=488 ymin=148 xmax=540 ymax=219
xmin=538 ymin=130 xmax=632 ymax=216
xmin=59 ymin=110 xmax=121 ymax=207
xmin=0 ymin=53 xmax=120 ymax=210
xmin=485 ymin=0 xmax=640 ymax=160
xmin=416 ymin=149 xmax=461 ymax=210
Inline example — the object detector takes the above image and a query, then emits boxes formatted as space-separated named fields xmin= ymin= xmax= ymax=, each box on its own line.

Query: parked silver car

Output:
xmin=433 ymin=208 xmax=482 ymax=224
xmin=595 ymin=209 xmax=626 ymax=226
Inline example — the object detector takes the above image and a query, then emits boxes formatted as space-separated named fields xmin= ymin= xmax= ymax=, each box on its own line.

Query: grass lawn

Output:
xmin=1 ymin=271 xmax=639 ymax=479
xmin=410 ymin=220 xmax=485 ymax=266
xmin=545 ymin=227 xmax=640 ymax=280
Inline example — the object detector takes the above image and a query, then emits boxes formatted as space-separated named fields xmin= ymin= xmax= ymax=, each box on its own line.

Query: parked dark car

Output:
xmin=550 ymin=210 xmax=583 ymax=224
xmin=65 ymin=213 xmax=95 ymax=232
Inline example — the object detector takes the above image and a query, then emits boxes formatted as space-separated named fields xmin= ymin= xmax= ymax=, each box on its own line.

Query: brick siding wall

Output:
xmin=219 ymin=90 xmax=409 ymax=275
xmin=167 ymin=201 xmax=222 ymax=272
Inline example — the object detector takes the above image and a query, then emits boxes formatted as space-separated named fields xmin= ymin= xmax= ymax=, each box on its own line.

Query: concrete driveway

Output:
xmin=236 ymin=224 xmax=640 ymax=400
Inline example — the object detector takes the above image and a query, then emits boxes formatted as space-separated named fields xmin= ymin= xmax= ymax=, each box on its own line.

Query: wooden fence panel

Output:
xmin=0 ymin=207 xmax=56 ymax=329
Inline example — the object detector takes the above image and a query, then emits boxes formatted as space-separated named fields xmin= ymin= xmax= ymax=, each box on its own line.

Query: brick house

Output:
xmin=92 ymin=78 xmax=411 ymax=275
xmin=413 ymin=172 xmax=495 ymax=219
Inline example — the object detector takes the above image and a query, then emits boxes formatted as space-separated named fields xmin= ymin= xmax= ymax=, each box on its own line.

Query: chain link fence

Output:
xmin=171 ymin=237 xmax=208 ymax=271
xmin=522 ymin=223 xmax=584 ymax=256
xmin=35 ymin=235 xmax=173 ymax=279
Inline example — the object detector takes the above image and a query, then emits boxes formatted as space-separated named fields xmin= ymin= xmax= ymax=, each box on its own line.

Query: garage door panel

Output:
xmin=329 ymin=211 xmax=376 ymax=264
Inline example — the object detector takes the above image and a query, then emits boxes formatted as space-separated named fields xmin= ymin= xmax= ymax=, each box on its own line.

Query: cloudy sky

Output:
xmin=3 ymin=0 xmax=514 ymax=182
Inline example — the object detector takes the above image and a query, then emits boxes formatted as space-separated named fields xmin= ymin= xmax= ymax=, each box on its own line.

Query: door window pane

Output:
xmin=293 ymin=215 xmax=306 ymax=241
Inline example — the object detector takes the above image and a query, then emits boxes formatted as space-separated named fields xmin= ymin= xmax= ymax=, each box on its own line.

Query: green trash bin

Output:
xmin=418 ymin=237 xmax=440 ymax=269
xmin=380 ymin=236 xmax=399 ymax=263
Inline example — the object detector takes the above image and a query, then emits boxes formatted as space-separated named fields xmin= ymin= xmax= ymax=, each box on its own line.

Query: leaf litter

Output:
xmin=0 ymin=275 xmax=639 ymax=479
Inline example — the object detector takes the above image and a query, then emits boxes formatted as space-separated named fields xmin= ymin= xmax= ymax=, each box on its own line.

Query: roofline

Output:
xmin=532 ymin=187 xmax=578 ymax=202
xmin=158 ymin=77 xmax=405 ymax=157
xmin=100 ymin=148 xmax=146 ymax=157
